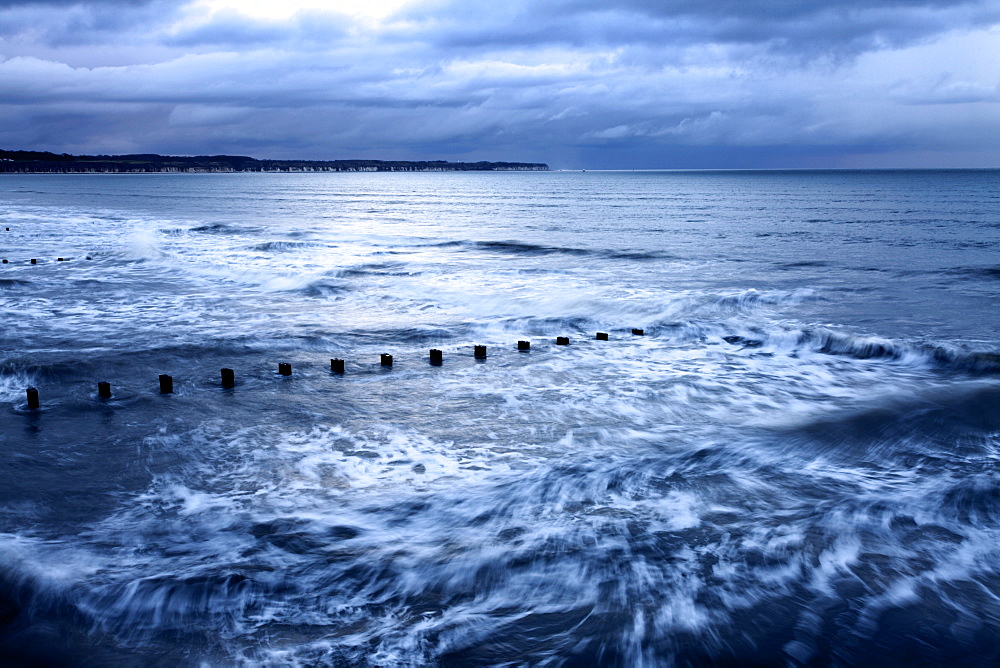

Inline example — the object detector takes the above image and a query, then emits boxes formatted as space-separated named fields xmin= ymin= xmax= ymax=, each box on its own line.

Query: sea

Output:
xmin=0 ymin=169 xmax=998 ymax=666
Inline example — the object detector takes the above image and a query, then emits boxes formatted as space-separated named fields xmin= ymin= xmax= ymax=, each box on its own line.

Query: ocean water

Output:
xmin=0 ymin=169 xmax=998 ymax=666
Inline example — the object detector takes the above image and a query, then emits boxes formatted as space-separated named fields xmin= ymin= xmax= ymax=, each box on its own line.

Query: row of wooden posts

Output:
xmin=0 ymin=227 xmax=93 ymax=262
xmin=2 ymin=256 xmax=92 ymax=264
xmin=2 ymin=228 xmax=93 ymax=263
xmin=21 ymin=330 xmax=645 ymax=409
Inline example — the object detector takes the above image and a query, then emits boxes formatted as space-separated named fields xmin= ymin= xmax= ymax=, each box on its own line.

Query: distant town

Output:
xmin=0 ymin=150 xmax=549 ymax=173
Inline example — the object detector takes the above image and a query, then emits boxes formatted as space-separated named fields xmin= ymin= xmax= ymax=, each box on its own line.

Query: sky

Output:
xmin=1 ymin=0 xmax=998 ymax=169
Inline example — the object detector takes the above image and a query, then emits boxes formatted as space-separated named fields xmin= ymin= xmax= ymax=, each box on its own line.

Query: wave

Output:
xmin=940 ymin=473 xmax=1000 ymax=524
xmin=159 ymin=223 xmax=263 ymax=237
xmin=2 ymin=378 xmax=999 ymax=667
xmin=123 ymin=229 xmax=168 ymax=261
xmin=942 ymin=265 xmax=1000 ymax=280
xmin=799 ymin=329 xmax=1000 ymax=373
xmin=0 ymin=560 xmax=91 ymax=665
xmin=674 ymin=314 xmax=1000 ymax=374
xmin=0 ymin=360 xmax=90 ymax=401
xmin=775 ymin=381 xmax=1000 ymax=459
xmin=619 ymin=289 xmax=821 ymax=330
xmin=190 ymin=223 xmax=241 ymax=234
xmin=0 ymin=369 xmax=37 ymax=403
xmin=264 ymin=263 xmax=418 ymax=295
xmin=809 ymin=330 xmax=903 ymax=360
xmin=451 ymin=240 xmax=673 ymax=261
xmin=82 ymin=571 xmax=257 ymax=640
xmin=248 ymin=241 xmax=321 ymax=252
xmin=337 ymin=262 xmax=418 ymax=278
xmin=297 ymin=280 xmax=347 ymax=298
xmin=712 ymin=288 xmax=817 ymax=311
xmin=0 ymin=539 xmax=213 ymax=665
xmin=775 ymin=260 xmax=830 ymax=269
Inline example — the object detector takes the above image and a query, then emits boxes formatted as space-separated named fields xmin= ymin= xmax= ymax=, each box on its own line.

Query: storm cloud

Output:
xmin=1 ymin=0 xmax=997 ymax=167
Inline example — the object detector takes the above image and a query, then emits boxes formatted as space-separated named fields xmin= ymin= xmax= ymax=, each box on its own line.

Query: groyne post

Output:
xmin=474 ymin=345 xmax=487 ymax=359
xmin=381 ymin=353 xmax=393 ymax=367
xmin=98 ymin=382 xmax=112 ymax=399
xmin=331 ymin=358 xmax=345 ymax=374
xmin=26 ymin=387 xmax=39 ymax=409
xmin=429 ymin=349 xmax=443 ymax=365
xmin=159 ymin=375 xmax=173 ymax=394
xmin=278 ymin=363 xmax=292 ymax=376
xmin=221 ymin=368 xmax=235 ymax=388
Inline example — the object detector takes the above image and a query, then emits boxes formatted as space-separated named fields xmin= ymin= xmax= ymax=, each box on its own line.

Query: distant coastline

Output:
xmin=0 ymin=150 xmax=549 ymax=173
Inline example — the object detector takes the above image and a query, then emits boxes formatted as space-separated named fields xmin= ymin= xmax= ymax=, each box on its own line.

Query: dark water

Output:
xmin=1 ymin=169 xmax=998 ymax=665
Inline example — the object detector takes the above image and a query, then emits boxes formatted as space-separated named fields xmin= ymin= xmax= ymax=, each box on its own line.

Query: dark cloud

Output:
xmin=393 ymin=0 xmax=1000 ymax=56
xmin=0 ymin=0 xmax=184 ymax=47
xmin=0 ymin=0 xmax=155 ymax=5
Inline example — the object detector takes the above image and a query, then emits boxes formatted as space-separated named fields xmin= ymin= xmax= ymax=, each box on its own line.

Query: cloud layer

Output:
xmin=1 ymin=0 xmax=998 ymax=167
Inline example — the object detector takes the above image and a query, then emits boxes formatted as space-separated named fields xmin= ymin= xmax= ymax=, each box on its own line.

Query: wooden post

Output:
xmin=632 ymin=328 xmax=644 ymax=336
xmin=98 ymin=382 xmax=111 ymax=399
xmin=518 ymin=340 xmax=530 ymax=351
xmin=596 ymin=332 xmax=608 ymax=340
xmin=474 ymin=345 xmax=487 ymax=359
xmin=381 ymin=353 xmax=393 ymax=367
xmin=331 ymin=358 xmax=345 ymax=373
xmin=26 ymin=387 xmax=39 ymax=409
xmin=556 ymin=337 xmax=569 ymax=345
xmin=159 ymin=375 xmax=173 ymax=394
xmin=278 ymin=362 xmax=292 ymax=376
xmin=429 ymin=349 xmax=443 ymax=365
xmin=221 ymin=368 xmax=235 ymax=388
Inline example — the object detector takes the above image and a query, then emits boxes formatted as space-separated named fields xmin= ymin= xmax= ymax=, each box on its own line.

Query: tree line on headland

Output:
xmin=0 ymin=150 xmax=549 ymax=173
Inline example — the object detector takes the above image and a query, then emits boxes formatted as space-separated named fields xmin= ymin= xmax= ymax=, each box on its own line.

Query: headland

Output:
xmin=0 ymin=150 xmax=548 ymax=173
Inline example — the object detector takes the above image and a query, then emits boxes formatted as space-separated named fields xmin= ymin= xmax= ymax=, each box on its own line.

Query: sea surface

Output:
xmin=0 ymin=169 xmax=998 ymax=666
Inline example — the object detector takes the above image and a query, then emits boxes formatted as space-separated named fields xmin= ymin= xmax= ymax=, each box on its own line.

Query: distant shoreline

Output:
xmin=0 ymin=150 xmax=548 ymax=173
